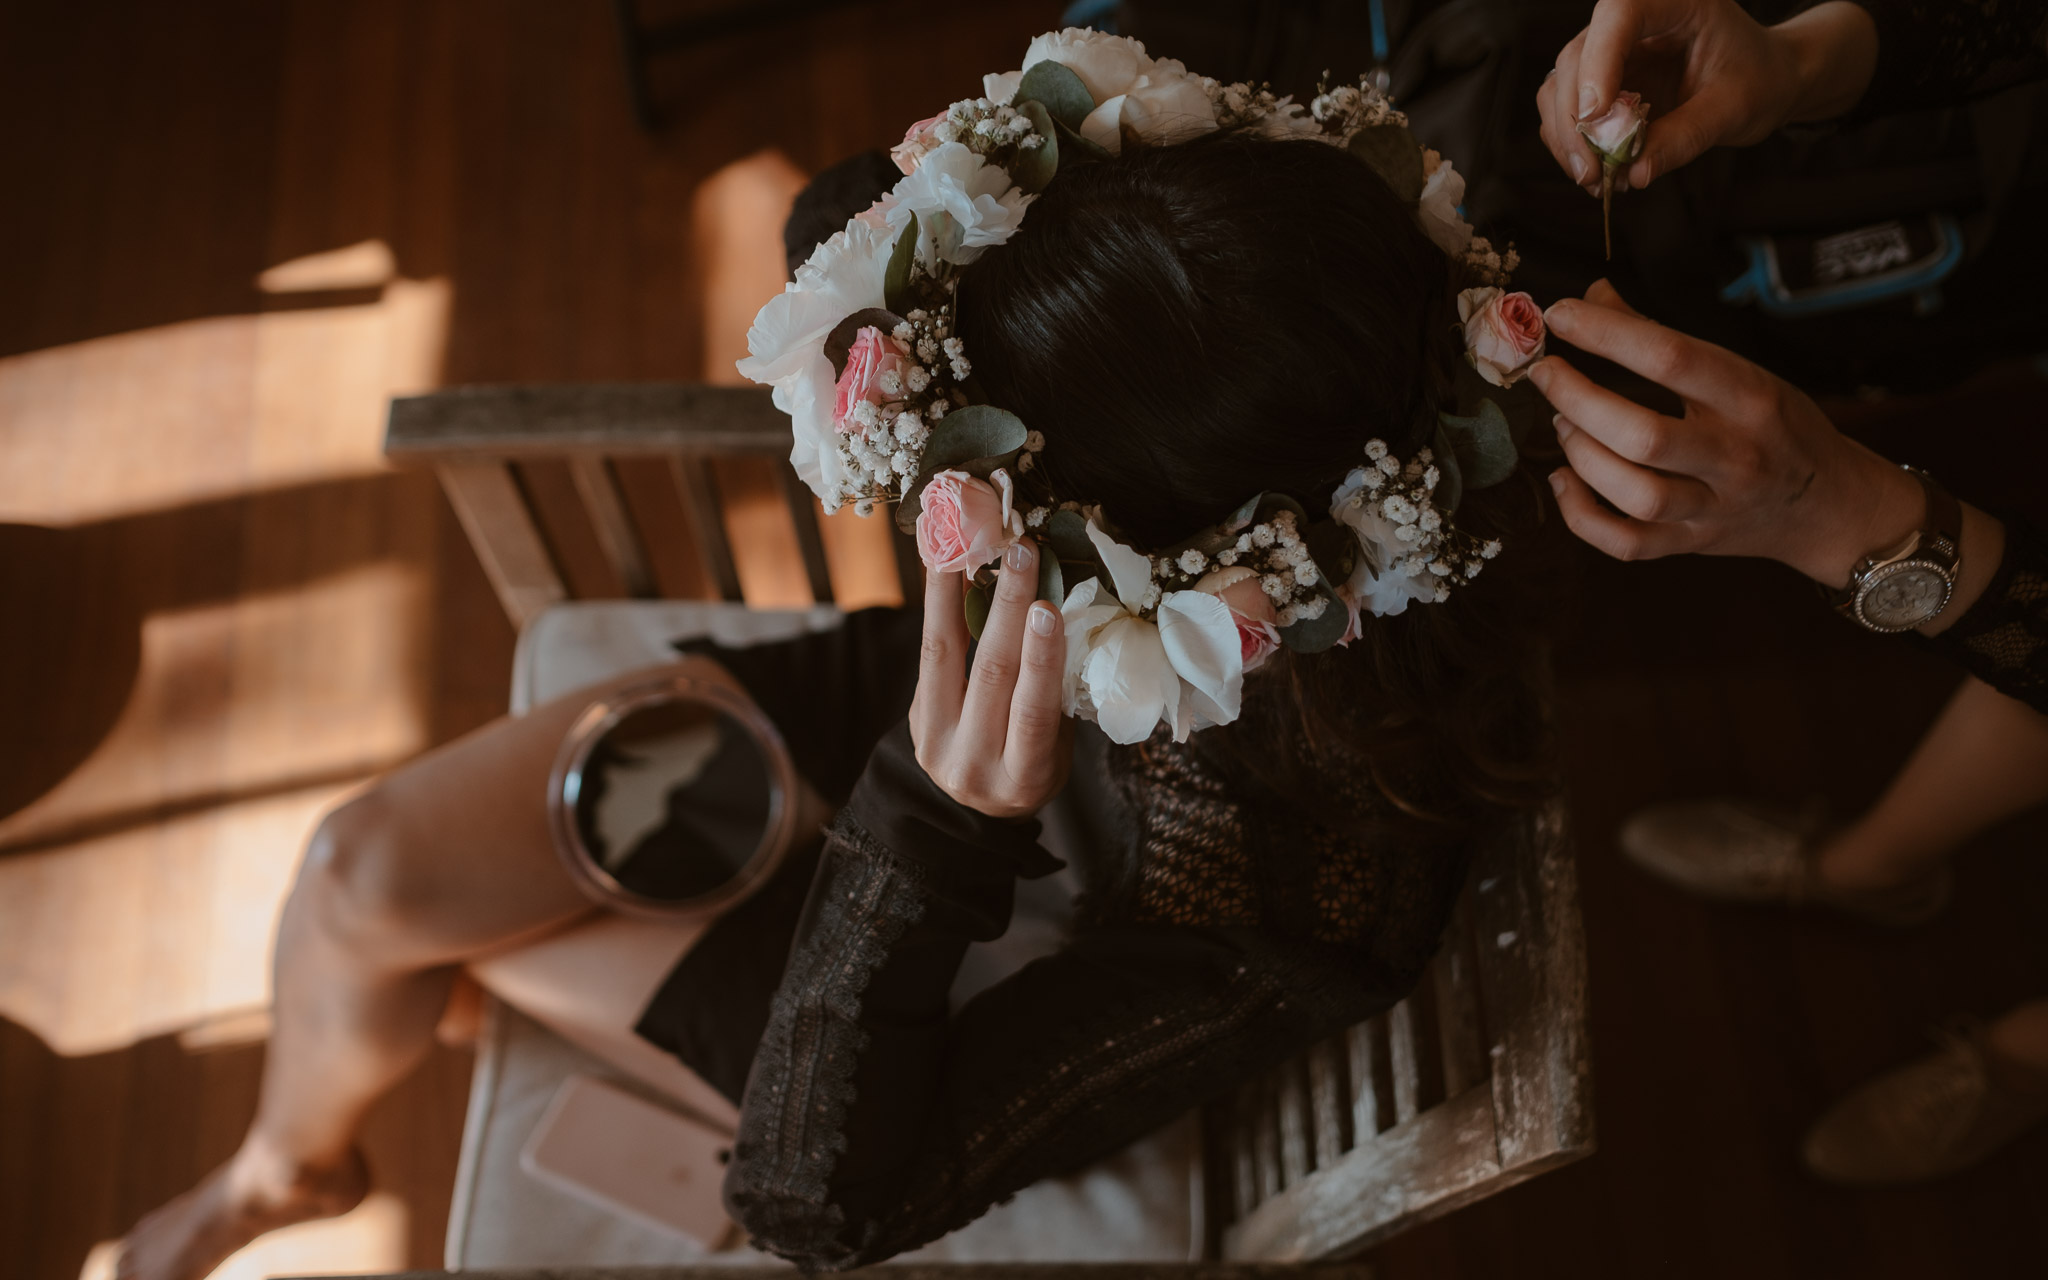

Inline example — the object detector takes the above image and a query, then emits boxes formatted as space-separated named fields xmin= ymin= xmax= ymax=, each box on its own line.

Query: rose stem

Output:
xmin=1600 ymin=164 xmax=1615 ymax=260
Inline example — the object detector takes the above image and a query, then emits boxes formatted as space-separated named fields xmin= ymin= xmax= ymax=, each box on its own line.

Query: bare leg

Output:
xmin=116 ymin=659 xmax=737 ymax=1280
xmin=1815 ymin=675 xmax=2048 ymax=893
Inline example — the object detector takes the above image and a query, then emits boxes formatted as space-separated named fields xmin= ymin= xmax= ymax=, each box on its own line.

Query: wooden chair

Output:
xmin=382 ymin=383 xmax=1593 ymax=1264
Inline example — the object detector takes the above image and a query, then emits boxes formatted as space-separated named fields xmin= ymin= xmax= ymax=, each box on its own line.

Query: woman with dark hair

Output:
xmin=118 ymin=32 xmax=1559 ymax=1280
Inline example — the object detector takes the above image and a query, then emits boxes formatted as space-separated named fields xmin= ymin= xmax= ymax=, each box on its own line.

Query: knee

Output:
xmin=302 ymin=790 xmax=433 ymax=948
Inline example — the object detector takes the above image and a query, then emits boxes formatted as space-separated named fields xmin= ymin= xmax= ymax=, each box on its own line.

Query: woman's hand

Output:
xmin=1539 ymin=0 xmax=1879 ymax=194
xmin=1529 ymin=279 xmax=1924 ymax=589
xmin=910 ymin=538 xmax=1073 ymax=820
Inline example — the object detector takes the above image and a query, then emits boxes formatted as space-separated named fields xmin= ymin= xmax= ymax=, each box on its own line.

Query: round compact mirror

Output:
xmin=548 ymin=675 xmax=802 ymax=920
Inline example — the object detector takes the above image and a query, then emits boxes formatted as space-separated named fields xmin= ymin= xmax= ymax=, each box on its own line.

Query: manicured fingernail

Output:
xmin=1006 ymin=541 xmax=1034 ymax=571
xmin=1578 ymin=84 xmax=1600 ymax=118
xmin=1548 ymin=470 xmax=1567 ymax=496
xmin=1029 ymin=602 xmax=1057 ymax=636
xmin=1569 ymin=154 xmax=1589 ymax=184
xmin=1552 ymin=413 xmax=1575 ymax=441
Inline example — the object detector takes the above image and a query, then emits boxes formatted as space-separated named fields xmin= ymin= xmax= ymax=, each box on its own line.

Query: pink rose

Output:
xmin=891 ymin=111 xmax=949 ymax=174
xmin=1195 ymin=567 xmax=1283 ymax=671
xmin=832 ymin=326 xmax=912 ymax=434
xmin=1578 ymin=90 xmax=1649 ymax=165
xmin=916 ymin=468 xmax=1025 ymax=574
xmin=1458 ymin=287 xmax=1546 ymax=388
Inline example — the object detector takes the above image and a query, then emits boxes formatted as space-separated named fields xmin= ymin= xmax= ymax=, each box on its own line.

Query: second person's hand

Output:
xmin=1540 ymin=0 xmax=1880 ymax=195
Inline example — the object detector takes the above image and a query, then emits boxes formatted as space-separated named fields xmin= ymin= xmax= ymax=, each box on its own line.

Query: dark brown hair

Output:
xmin=952 ymin=133 xmax=1556 ymax=826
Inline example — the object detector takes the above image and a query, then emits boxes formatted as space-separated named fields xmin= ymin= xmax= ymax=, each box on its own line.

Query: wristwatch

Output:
xmin=1830 ymin=466 xmax=1961 ymax=634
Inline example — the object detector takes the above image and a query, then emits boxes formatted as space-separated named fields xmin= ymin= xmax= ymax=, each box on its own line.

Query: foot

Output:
xmin=1803 ymin=1022 xmax=2048 ymax=1185
xmin=114 ymin=1145 xmax=368 ymax=1280
xmin=1617 ymin=798 xmax=1950 ymax=927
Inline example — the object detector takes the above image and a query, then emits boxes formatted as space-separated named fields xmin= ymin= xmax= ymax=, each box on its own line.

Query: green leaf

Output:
xmin=1017 ymin=61 xmax=1095 ymax=131
xmin=883 ymin=214 xmax=918 ymax=313
xmin=1045 ymin=508 xmax=1094 ymax=564
xmin=823 ymin=307 xmax=907 ymax=381
xmin=1052 ymin=118 xmax=1111 ymax=167
xmin=1436 ymin=398 xmax=1519 ymax=491
xmin=1278 ymin=586 xmax=1350 ymax=654
xmin=1347 ymin=124 xmax=1424 ymax=202
xmin=1037 ymin=545 xmax=1064 ymax=607
xmin=1010 ymin=102 xmax=1059 ymax=194
xmin=921 ymin=405 xmax=1030 ymax=473
xmin=964 ymin=581 xmax=992 ymax=640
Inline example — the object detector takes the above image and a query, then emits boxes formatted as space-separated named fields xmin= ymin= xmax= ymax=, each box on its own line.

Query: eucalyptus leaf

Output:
xmin=1037 ymin=545 xmax=1065 ymax=607
xmin=1052 ymin=118 xmax=1111 ymax=166
xmin=1017 ymin=61 xmax=1096 ymax=130
xmin=1010 ymin=101 xmax=1059 ymax=194
xmin=1347 ymin=124 xmax=1424 ymax=202
xmin=1045 ymin=508 xmax=1095 ymax=564
xmin=883 ymin=214 xmax=918 ymax=313
xmin=823 ymin=307 xmax=908 ymax=381
xmin=1279 ymin=586 xmax=1350 ymax=654
xmin=921 ymin=405 xmax=1031 ymax=474
xmin=1437 ymin=398 xmax=1519 ymax=491
xmin=1224 ymin=493 xmax=1262 ymax=532
xmin=1430 ymin=424 xmax=1465 ymax=514
xmin=964 ymin=581 xmax=992 ymax=640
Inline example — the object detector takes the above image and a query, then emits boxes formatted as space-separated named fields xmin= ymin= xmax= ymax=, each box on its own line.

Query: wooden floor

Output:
xmin=1 ymin=2 xmax=2043 ymax=1278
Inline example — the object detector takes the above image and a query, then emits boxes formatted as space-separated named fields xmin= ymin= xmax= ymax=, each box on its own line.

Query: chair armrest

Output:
xmin=383 ymin=383 xmax=789 ymax=460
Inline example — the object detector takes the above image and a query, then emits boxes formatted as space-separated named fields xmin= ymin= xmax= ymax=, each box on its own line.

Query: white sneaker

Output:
xmin=1803 ymin=1023 xmax=2048 ymax=1185
xmin=1618 ymin=798 xmax=1949 ymax=928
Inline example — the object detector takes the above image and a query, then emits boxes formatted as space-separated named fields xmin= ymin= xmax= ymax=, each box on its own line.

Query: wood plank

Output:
xmin=1386 ymin=1001 xmax=1422 ymax=1126
xmin=434 ymin=461 xmax=567 ymax=629
xmin=1223 ymin=1085 xmax=1502 ymax=1261
xmin=1276 ymin=1060 xmax=1312 ymax=1188
xmin=1306 ymin=1037 xmax=1350 ymax=1171
xmin=299 ymin=1268 xmax=1376 ymax=1280
xmin=1346 ymin=1018 xmax=1390 ymax=1142
xmin=1469 ymin=802 xmax=1594 ymax=1173
xmin=668 ymin=454 xmax=744 ymax=602
xmin=777 ymin=464 xmax=835 ymax=604
xmin=1229 ymin=1094 xmax=1261 ymax=1226
xmin=1252 ymin=1073 xmax=1283 ymax=1206
xmin=385 ymin=384 xmax=791 ymax=458
xmin=569 ymin=457 xmax=656 ymax=598
xmin=1432 ymin=892 xmax=1488 ymax=1100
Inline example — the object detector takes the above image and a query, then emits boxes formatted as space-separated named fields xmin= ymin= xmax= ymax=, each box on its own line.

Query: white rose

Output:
xmin=1415 ymin=149 xmax=1472 ymax=257
xmin=1330 ymin=468 xmax=1440 ymax=618
xmin=734 ymin=218 xmax=896 ymax=503
xmin=882 ymin=142 xmax=1032 ymax=267
xmin=1000 ymin=29 xmax=1219 ymax=154
xmin=1059 ymin=521 xmax=1243 ymax=743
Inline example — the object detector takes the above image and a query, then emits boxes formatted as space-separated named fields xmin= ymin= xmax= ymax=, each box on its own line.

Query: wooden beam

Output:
xmin=386 ymin=384 xmax=790 ymax=458
xmin=435 ymin=461 xmax=567 ymax=630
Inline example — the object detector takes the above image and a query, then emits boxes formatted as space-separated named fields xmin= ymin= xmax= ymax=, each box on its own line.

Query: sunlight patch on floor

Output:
xmin=77 ymin=1191 xmax=409 ymax=1280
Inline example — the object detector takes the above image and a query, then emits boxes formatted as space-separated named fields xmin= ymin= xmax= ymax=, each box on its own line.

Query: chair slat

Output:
xmin=669 ymin=454 xmax=745 ymax=602
xmin=570 ymin=456 xmax=656 ymax=597
xmin=1306 ymin=1038 xmax=1349 ymax=1171
xmin=1433 ymin=893 xmax=1488 ymax=1100
xmin=435 ymin=460 xmax=567 ymax=629
xmin=1230 ymin=1095 xmax=1261 ymax=1224
xmin=1346 ymin=1018 xmax=1389 ymax=1141
xmin=778 ymin=465 xmax=835 ymax=603
xmin=1276 ymin=1061 xmax=1312 ymax=1187
xmin=1253 ymin=1076 xmax=1283 ymax=1205
xmin=1387 ymin=1000 xmax=1423 ymax=1125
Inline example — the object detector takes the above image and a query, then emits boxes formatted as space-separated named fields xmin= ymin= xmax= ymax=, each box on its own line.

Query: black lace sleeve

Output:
xmin=721 ymin=723 xmax=1422 ymax=1270
xmin=1917 ymin=516 xmax=2048 ymax=713
xmin=1832 ymin=0 xmax=2048 ymax=118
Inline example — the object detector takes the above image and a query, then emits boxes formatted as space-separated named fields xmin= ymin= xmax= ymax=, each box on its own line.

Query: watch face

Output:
xmin=1860 ymin=563 xmax=1952 ymax=631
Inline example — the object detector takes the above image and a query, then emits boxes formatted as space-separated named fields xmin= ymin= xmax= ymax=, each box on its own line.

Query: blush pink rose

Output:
xmin=1458 ymin=287 xmax=1546 ymax=388
xmin=1195 ymin=567 xmax=1283 ymax=671
xmin=832 ymin=325 xmax=912 ymax=434
xmin=916 ymin=468 xmax=1025 ymax=574
xmin=1578 ymin=90 xmax=1649 ymax=164
xmin=891 ymin=111 xmax=950 ymax=174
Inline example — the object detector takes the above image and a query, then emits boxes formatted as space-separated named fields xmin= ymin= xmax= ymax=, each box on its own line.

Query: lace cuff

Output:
xmin=1917 ymin=516 xmax=2048 ymax=714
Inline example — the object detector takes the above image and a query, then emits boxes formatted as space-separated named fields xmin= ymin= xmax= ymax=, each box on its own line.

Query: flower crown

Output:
xmin=738 ymin=29 xmax=1548 ymax=746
